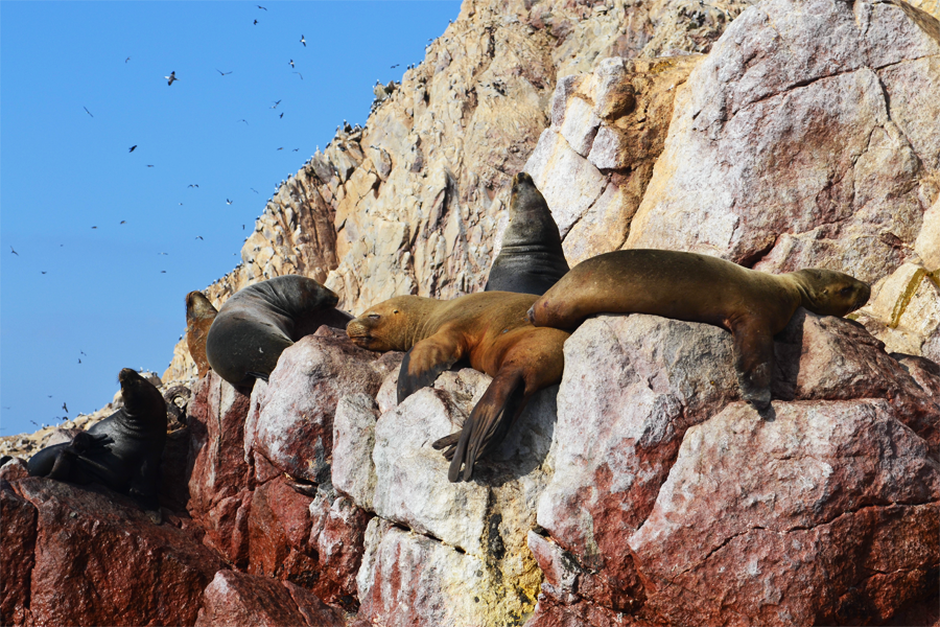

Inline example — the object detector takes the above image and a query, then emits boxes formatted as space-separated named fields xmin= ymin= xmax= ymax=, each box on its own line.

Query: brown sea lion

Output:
xmin=185 ymin=291 xmax=218 ymax=378
xmin=206 ymin=275 xmax=352 ymax=390
xmin=27 ymin=368 xmax=167 ymax=511
xmin=528 ymin=249 xmax=871 ymax=409
xmin=347 ymin=291 xmax=570 ymax=482
xmin=484 ymin=172 xmax=569 ymax=295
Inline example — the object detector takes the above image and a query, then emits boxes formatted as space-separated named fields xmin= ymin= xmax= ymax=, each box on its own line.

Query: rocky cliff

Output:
xmin=3 ymin=0 xmax=939 ymax=626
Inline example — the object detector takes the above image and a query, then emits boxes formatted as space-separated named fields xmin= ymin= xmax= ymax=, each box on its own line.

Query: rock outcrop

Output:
xmin=3 ymin=0 xmax=940 ymax=626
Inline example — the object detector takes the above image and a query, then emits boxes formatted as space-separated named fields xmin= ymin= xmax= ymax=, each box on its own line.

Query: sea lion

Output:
xmin=205 ymin=275 xmax=352 ymax=390
xmin=485 ymin=172 xmax=570 ymax=295
xmin=347 ymin=291 xmax=569 ymax=482
xmin=528 ymin=249 xmax=871 ymax=409
xmin=27 ymin=368 xmax=167 ymax=511
xmin=185 ymin=291 xmax=218 ymax=378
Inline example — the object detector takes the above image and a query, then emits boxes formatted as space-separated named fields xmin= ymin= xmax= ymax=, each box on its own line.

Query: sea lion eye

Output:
xmin=393 ymin=309 xmax=399 ymax=315
xmin=839 ymin=287 xmax=853 ymax=296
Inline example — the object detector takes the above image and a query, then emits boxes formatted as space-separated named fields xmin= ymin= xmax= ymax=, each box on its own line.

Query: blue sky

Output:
xmin=1 ymin=1 xmax=461 ymax=437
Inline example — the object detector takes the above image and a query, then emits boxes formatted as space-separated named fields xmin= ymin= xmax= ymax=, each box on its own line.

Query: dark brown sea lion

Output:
xmin=27 ymin=369 xmax=167 ymax=511
xmin=205 ymin=275 xmax=352 ymax=390
xmin=484 ymin=172 xmax=569 ymax=295
xmin=347 ymin=291 xmax=569 ymax=482
xmin=185 ymin=291 xmax=218 ymax=378
xmin=528 ymin=249 xmax=871 ymax=409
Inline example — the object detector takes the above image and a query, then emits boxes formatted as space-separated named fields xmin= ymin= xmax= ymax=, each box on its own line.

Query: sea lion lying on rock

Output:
xmin=205 ymin=275 xmax=352 ymax=390
xmin=528 ymin=249 xmax=871 ymax=409
xmin=27 ymin=368 xmax=167 ymax=512
xmin=347 ymin=291 xmax=569 ymax=482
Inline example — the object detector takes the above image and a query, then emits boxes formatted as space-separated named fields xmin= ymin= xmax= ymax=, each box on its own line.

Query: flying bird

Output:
xmin=292 ymin=148 xmax=299 ymax=152
xmin=300 ymin=34 xmax=306 ymax=46
xmin=165 ymin=71 xmax=178 ymax=85
xmin=83 ymin=106 xmax=94 ymax=117
xmin=10 ymin=246 xmax=18 ymax=256
xmin=257 ymin=4 xmax=267 ymax=9
xmin=279 ymin=112 xmax=284 ymax=119
xmin=271 ymin=100 xmax=281 ymax=109
xmin=120 ymin=220 xmax=126 ymax=224
xmin=250 ymin=188 xmax=259 ymax=194
xmin=62 ymin=402 xmax=68 ymax=413
xmin=91 ymin=226 xmax=98 ymax=229
xmin=188 ymin=184 xmax=199 ymax=188
xmin=129 ymin=145 xmax=137 ymax=153
xmin=78 ymin=359 xmax=82 ymax=364
xmin=125 ymin=56 xmax=131 ymax=63
xmin=253 ymin=19 xmax=258 ymax=25
xmin=196 ymin=236 xmax=204 ymax=240
xmin=161 ymin=270 xmax=167 ymax=274
xmin=217 ymin=69 xmax=233 ymax=76
xmin=237 ymin=119 xmax=249 ymax=125
xmin=293 ymin=72 xmax=303 ymax=80
xmin=41 ymin=271 xmax=47 ymax=274
xmin=277 ymin=147 xmax=284 ymax=151
xmin=147 ymin=164 xmax=154 ymax=167
xmin=391 ymin=64 xmax=399 ymax=68
xmin=289 ymin=59 xmax=294 ymax=68
xmin=226 ymin=199 xmax=233 ymax=205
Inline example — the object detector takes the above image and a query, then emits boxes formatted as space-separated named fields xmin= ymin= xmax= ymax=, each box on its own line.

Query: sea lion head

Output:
xmin=346 ymin=296 xmax=433 ymax=352
xmin=790 ymin=269 xmax=871 ymax=316
xmin=185 ymin=291 xmax=218 ymax=325
xmin=117 ymin=368 xmax=166 ymax=423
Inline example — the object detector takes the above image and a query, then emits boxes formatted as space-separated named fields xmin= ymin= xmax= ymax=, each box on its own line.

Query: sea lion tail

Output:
xmin=447 ymin=371 xmax=527 ymax=482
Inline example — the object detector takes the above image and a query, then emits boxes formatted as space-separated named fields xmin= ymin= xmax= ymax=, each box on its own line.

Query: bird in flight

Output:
xmin=293 ymin=72 xmax=303 ymax=80
xmin=226 ymin=199 xmax=233 ymax=205
xmin=188 ymin=184 xmax=200 ymax=188
xmin=83 ymin=106 xmax=94 ymax=117
xmin=196 ymin=236 xmax=204 ymax=240
xmin=147 ymin=164 xmax=155 ymax=168
xmin=279 ymin=112 xmax=284 ymax=119
xmin=120 ymin=220 xmax=126 ymax=224
xmin=257 ymin=4 xmax=267 ymax=9
xmin=271 ymin=100 xmax=281 ymax=109
xmin=237 ymin=119 xmax=249 ymax=125
xmin=217 ymin=69 xmax=233 ymax=76
xmin=10 ymin=246 xmax=18 ymax=255
xmin=165 ymin=71 xmax=178 ymax=85
xmin=300 ymin=34 xmax=306 ymax=46
xmin=253 ymin=19 xmax=258 ymax=25
xmin=125 ymin=56 xmax=131 ymax=63
xmin=391 ymin=64 xmax=399 ymax=68
xmin=250 ymin=188 xmax=259 ymax=194
xmin=129 ymin=145 xmax=137 ymax=153
xmin=62 ymin=402 xmax=68 ymax=413
xmin=289 ymin=59 xmax=295 ymax=68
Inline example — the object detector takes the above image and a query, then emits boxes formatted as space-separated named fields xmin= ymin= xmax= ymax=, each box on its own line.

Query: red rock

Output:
xmin=186 ymin=371 xmax=255 ymax=566
xmin=247 ymin=478 xmax=315 ymax=582
xmin=309 ymin=493 xmax=371 ymax=607
xmin=1 ymin=480 xmax=37 ymax=626
xmin=195 ymin=570 xmax=344 ymax=627
xmin=628 ymin=401 xmax=940 ymax=626
xmin=6 ymin=477 xmax=223 ymax=627
xmin=244 ymin=329 xmax=397 ymax=484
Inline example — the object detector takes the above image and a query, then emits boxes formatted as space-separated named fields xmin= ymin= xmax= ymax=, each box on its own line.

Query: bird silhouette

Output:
xmin=226 ymin=199 xmax=233 ymax=205
xmin=271 ymin=100 xmax=281 ymax=109
xmin=125 ymin=56 xmax=131 ymax=63
xmin=120 ymin=220 xmax=126 ymax=224
xmin=62 ymin=402 xmax=68 ymax=413
xmin=188 ymin=184 xmax=199 ymax=188
xmin=279 ymin=112 xmax=284 ymax=118
xmin=289 ymin=59 xmax=295 ymax=67
xmin=217 ymin=69 xmax=233 ymax=76
xmin=165 ymin=71 xmax=178 ymax=85
xmin=293 ymin=71 xmax=303 ymax=80
xmin=129 ymin=145 xmax=137 ymax=153
xmin=83 ymin=106 xmax=94 ymax=117
xmin=257 ymin=4 xmax=267 ymax=9
xmin=196 ymin=236 xmax=204 ymax=240
xmin=10 ymin=246 xmax=18 ymax=256
xmin=253 ymin=19 xmax=258 ymax=25
xmin=300 ymin=34 xmax=306 ymax=46
xmin=237 ymin=119 xmax=249 ymax=125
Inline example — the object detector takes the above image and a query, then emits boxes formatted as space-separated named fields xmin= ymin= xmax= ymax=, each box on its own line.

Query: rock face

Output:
xmin=3 ymin=0 xmax=940 ymax=626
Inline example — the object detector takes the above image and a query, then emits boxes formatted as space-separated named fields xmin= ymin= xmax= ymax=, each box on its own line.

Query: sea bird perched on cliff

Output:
xmin=165 ymin=71 xmax=177 ymax=85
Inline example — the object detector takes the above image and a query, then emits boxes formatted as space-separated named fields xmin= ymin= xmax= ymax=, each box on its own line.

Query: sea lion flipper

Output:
xmin=730 ymin=318 xmax=774 ymax=410
xmin=448 ymin=370 xmax=527 ymax=482
xmin=397 ymin=333 xmax=463 ymax=404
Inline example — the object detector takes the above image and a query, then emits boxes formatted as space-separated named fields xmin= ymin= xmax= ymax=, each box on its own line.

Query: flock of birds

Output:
xmin=5 ymin=3 xmax=445 ymax=433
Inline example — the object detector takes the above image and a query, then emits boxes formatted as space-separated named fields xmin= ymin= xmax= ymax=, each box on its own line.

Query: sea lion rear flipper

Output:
xmin=730 ymin=318 xmax=774 ymax=410
xmin=447 ymin=370 xmax=527 ymax=482
xmin=397 ymin=333 xmax=463 ymax=404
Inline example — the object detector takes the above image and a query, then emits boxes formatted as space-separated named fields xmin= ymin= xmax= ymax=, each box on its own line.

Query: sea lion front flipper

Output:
xmin=397 ymin=332 xmax=463 ymax=404
xmin=730 ymin=317 xmax=774 ymax=410
xmin=446 ymin=369 xmax=527 ymax=482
